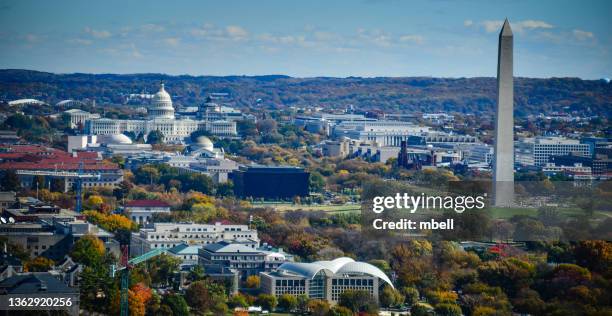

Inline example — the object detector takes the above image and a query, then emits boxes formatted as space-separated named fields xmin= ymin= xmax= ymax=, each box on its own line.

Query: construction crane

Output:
xmin=110 ymin=246 xmax=170 ymax=316
xmin=16 ymin=161 xmax=100 ymax=213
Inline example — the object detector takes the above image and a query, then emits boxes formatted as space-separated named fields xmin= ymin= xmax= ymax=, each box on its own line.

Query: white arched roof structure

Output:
xmin=277 ymin=257 xmax=394 ymax=288
xmin=56 ymin=99 xmax=86 ymax=107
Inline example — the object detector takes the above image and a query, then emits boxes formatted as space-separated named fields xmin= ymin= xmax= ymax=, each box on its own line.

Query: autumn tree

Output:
xmin=145 ymin=254 xmax=181 ymax=287
xmin=162 ymin=293 xmax=190 ymax=316
xmin=24 ymin=257 xmax=54 ymax=272
xmin=256 ymin=294 xmax=277 ymax=311
xmin=70 ymin=234 xmax=105 ymax=266
xmin=339 ymin=289 xmax=378 ymax=314
xmin=185 ymin=280 xmax=227 ymax=314
xmin=307 ymin=299 xmax=330 ymax=316
xmin=380 ymin=285 xmax=404 ymax=308
xmin=245 ymin=275 xmax=260 ymax=288
xmin=278 ymin=294 xmax=298 ymax=312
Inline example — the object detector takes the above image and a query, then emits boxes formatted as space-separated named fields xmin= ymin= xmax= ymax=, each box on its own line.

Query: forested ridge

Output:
xmin=1 ymin=69 xmax=610 ymax=117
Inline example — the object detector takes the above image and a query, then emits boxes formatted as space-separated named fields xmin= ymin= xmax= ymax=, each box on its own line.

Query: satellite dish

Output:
xmin=0 ymin=217 xmax=6 ymax=224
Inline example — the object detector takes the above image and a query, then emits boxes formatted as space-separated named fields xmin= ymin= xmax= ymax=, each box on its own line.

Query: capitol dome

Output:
xmin=195 ymin=136 xmax=214 ymax=151
xmin=148 ymin=83 xmax=175 ymax=119
xmin=98 ymin=134 xmax=133 ymax=145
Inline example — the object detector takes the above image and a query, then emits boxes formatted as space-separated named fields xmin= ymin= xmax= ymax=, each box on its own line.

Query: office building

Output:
xmin=124 ymin=200 xmax=171 ymax=225
xmin=260 ymin=257 xmax=393 ymax=304
xmin=62 ymin=109 xmax=100 ymax=129
xmin=0 ymin=219 xmax=119 ymax=260
xmin=198 ymin=241 xmax=291 ymax=281
xmin=130 ymin=222 xmax=259 ymax=256
xmin=333 ymin=120 xmax=430 ymax=147
xmin=0 ymin=145 xmax=123 ymax=192
xmin=231 ymin=165 xmax=310 ymax=199
xmin=515 ymin=136 xmax=591 ymax=167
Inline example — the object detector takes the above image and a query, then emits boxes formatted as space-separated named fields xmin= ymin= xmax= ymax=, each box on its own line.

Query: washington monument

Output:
xmin=493 ymin=19 xmax=514 ymax=207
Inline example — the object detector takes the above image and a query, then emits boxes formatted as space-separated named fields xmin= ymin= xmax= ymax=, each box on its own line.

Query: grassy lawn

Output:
xmin=488 ymin=206 xmax=610 ymax=220
xmin=254 ymin=202 xmax=362 ymax=213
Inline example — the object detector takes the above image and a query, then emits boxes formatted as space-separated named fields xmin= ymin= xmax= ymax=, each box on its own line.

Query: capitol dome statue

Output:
xmin=148 ymin=83 xmax=175 ymax=119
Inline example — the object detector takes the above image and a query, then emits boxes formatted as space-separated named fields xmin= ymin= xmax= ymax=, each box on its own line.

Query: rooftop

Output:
xmin=0 ymin=273 xmax=78 ymax=295
xmin=125 ymin=200 xmax=171 ymax=208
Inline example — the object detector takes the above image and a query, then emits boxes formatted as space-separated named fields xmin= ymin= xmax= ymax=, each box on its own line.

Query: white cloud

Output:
xmin=481 ymin=20 xmax=504 ymax=33
xmin=163 ymin=37 xmax=180 ymax=47
xmin=478 ymin=19 xmax=553 ymax=33
xmin=463 ymin=20 xmax=473 ymax=27
xmin=572 ymin=29 xmax=594 ymax=41
xmin=25 ymin=34 xmax=40 ymax=43
xmin=399 ymin=34 xmax=424 ymax=44
xmin=190 ymin=24 xmax=248 ymax=41
xmin=85 ymin=27 xmax=112 ymax=39
xmin=519 ymin=20 xmax=553 ymax=30
xmin=67 ymin=38 xmax=93 ymax=45
xmin=357 ymin=28 xmax=392 ymax=47
xmin=129 ymin=43 xmax=142 ymax=58
xmin=140 ymin=23 xmax=165 ymax=33
xmin=225 ymin=25 xmax=248 ymax=39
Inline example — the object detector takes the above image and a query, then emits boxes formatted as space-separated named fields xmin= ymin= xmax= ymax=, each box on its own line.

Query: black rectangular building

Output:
xmin=231 ymin=165 xmax=309 ymax=199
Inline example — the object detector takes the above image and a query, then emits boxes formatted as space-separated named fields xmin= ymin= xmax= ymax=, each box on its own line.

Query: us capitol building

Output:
xmin=85 ymin=83 xmax=237 ymax=143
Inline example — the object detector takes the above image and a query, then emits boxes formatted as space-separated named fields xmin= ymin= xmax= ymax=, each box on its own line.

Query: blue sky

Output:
xmin=0 ymin=0 xmax=610 ymax=78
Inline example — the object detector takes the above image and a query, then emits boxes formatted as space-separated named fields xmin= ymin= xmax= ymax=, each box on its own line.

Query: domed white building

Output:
xmin=147 ymin=83 xmax=175 ymax=119
xmin=194 ymin=136 xmax=214 ymax=152
xmin=260 ymin=257 xmax=393 ymax=304
xmin=85 ymin=83 xmax=237 ymax=143
xmin=97 ymin=134 xmax=133 ymax=145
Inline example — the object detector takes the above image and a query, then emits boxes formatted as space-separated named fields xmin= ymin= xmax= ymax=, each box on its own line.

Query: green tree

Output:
xmin=380 ymin=285 xmax=404 ymax=308
xmin=278 ymin=294 xmax=298 ymax=312
xmin=402 ymin=287 xmax=420 ymax=306
xmin=229 ymin=294 xmax=249 ymax=308
xmin=410 ymin=303 xmax=431 ymax=316
xmin=256 ymin=294 xmax=277 ymax=311
xmin=328 ymin=305 xmax=353 ymax=316
xmin=70 ymin=234 xmax=105 ymax=266
xmin=185 ymin=280 xmax=227 ymax=314
xmin=145 ymin=254 xmax=181 ymax=287
xmin=309 ymin=172 xmax=325 ymax=192
xmin=296 ymin=294 xmax=310 ymax=313
xmin=1 ymin=170 xmax=21 ymax=191
xmin=146 ymin=130 xmax=164 ymax=144
xmin=162 ymin=293 xmax=189 ymax=316
xmin=434 ymin=303 xmax=462 ymax=316
xmin=339 ymin=290 xmax=378 ymax=314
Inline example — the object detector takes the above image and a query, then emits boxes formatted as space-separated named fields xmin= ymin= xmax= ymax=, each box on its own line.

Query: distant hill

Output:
xmin=0 ymin=69 xmax=610 ymax=117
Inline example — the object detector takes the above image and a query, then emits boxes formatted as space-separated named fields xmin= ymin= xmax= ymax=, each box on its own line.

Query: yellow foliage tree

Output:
xmin=24 ymin=257 xmax=55 ymax=272
xmin=83 ymin=210 xmax=138 ymax=232
xmin=246 ymin=275 xmax=260 ymax=288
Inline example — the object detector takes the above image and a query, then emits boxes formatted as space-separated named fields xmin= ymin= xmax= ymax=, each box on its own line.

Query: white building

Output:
xmin=67 ymin=134 xmax=152 ymax=156
xmin=124 ymin=200 xmax=172 ymax=225
xmin=85 ymin=83 xmax=237 ymax=143
xmin=130 ymin=222 xmax=259 ymax=256
xmin=542 ymin=163 xmax=593 ymax=180
xmin=63 ymin=109 xmax=100 ymax=128
xmin=515 ymin=136 xmax=591 ymax=167
xmin=333 ymin=120 xmax=431 ymax=147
